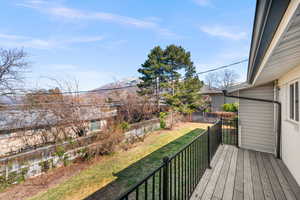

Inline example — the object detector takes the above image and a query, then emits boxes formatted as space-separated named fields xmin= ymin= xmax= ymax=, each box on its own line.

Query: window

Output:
xmin=90 ymin=120 xmax=101 ymax=131
xmin=289 ymin=81 xmax=299 ymax=122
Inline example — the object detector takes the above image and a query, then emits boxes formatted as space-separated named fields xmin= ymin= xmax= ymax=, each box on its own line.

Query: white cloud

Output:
xmin=193 ymin=0 xmax=212 ymax=7
xmin=17 ymin=0 xmax=176 ymax=37
xmin=0 ymin=33 xmax=104 ymax=49
xmin=27 ymin=64 xmax=122 ymax=91
xmin=200 ymin=25 xmax=247 ymax=40
xmin=0 ymin=33 xmax=29 ymax=40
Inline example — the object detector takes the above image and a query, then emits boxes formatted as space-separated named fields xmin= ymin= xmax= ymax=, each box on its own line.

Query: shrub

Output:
xmin=222 ymin=103 xmax=238 ymax=112
xmin=119 ymin=122 xmax=130 ymax=132
xmin=39 ymin=160 xmax=50 ymax=172
xmin=55 ymin=146 xmax=65 ymax=158
xmin=159 ymin=112 xmax=168 ymax=129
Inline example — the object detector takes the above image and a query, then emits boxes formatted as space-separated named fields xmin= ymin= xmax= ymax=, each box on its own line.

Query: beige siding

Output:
xmin=239 ymin=83 xmax=276 ymax=154
xmin=211 ymin=94 xmax=224 ymax=112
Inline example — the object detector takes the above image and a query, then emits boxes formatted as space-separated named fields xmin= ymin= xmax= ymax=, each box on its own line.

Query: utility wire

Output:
xmin=4 ymin=85 xmax=136 ymax=96
xmin=197 ymin=59 xmax=248 ymax=75
xmin=2 ymin=58 xmax=248 ymax=98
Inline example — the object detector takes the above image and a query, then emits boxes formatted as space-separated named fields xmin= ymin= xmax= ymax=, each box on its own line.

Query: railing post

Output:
xmin=220 ymin=117 xmax=223 ymax=145
xmin=163 ymin=156 xmax=169 ymax=200
xmin=207 ymin=126 xmax=212 ymax=169
xmin=235 ymin=118 xmax=239 ymax=147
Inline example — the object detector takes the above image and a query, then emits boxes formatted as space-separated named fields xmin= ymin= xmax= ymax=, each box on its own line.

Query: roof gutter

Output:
xmin=223 ymin=90 xmax=281 ymax=159
xmin=248 ymin=0 xmax=290 ymax=84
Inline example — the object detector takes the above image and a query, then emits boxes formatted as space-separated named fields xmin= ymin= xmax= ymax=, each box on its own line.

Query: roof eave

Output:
xmin=247 ymin=0 xmax=290 ymax=84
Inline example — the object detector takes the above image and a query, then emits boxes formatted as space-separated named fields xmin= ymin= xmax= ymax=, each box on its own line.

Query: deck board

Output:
xmin=243 ymin=150 xmax=253 ymax=200
xmin=222 ymin=147 xmax=238 ymax=200
xmin=201 ymin=146 xmax=229 ymax=200
xmin=249 ymin=151 xmax=264 ymax=200
xmin=233 ymin=148 xmax=244 ymax=200
xmin=191 ymin=145 xmax=300 ymax=200
xmin=213 ymin=146 xmax=234 ymax=199
xmin=261 ymin=153 xmax=286 ymax=200
xmin=190 ymin=145 xmax=225 ymax=200
xmin=277 ymin=159 xmax=300 ymax=198
xmin=269 ymin=155 xmax=297 ymax=200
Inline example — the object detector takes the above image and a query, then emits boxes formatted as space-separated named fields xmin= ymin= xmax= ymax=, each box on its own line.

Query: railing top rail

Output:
xmin=116 ymin=162 xmax=165 ymax=200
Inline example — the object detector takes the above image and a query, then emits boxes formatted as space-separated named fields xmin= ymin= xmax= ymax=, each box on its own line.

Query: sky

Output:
xmin=0 ymin=0 xmax=256 ymax=91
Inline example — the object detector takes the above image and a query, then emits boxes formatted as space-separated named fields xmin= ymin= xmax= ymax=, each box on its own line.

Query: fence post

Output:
xmin=163 ymin=156 xmax=169 ymax=200
xmin=207 ymin=126 xmax=212 ymax=169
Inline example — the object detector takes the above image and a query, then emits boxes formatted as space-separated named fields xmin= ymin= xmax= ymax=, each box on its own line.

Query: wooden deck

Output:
xmin=190 ymin=145 xmax=300 ymax=200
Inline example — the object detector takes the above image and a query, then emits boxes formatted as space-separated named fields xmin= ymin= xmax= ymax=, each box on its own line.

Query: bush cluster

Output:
xmin=222 ymin=103 xmax=238 ymax=112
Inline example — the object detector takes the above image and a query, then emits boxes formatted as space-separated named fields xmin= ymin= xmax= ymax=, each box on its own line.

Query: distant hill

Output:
xmin=90 ymin=77 xmax=140 ymax=99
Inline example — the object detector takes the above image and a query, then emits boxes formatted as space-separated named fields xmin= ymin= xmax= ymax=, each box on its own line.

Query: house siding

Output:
xmin=210 ymin=94 xmax=238 ymax=112
xmin=238 ymin=83 xmax=276 ymax=154
xmin=278 ymin=63 xmax=300 ymax=185
xmin=211 ymin=94 xmax=224 ymax=112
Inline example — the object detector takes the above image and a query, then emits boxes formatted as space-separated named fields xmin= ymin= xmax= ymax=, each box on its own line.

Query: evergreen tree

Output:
xmin=137 ymin=44 xmax=202 ymax=113
xmin=137 ymin=46 xmax=167 ymax=106
xmin=163 ymin=44 xmax=195 ymax=81
xmin=164 ymin=78 xmax=203 ymax=116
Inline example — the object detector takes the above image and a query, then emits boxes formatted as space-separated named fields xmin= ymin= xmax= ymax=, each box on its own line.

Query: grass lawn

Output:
xmin=29 ymin=123 xmax=208 ymax=200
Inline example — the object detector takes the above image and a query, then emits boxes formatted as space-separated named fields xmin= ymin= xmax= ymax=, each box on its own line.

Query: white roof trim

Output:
xmin=252 ymin=0 xmax=300 ymax=86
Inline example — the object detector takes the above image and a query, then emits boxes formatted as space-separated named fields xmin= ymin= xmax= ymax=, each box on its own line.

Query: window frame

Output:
xmin=288 ymin=80 xmax=299 ymax=122
xmin=90 ymin=120 xmax=101 ymax=132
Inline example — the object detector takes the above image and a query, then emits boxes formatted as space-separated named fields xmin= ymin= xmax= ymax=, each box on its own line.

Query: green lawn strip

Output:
xmin=118 ymin=128 xmax=204 ymax=188
xmin=126 ymin=129 xmax=209 ymax=200
xmin=29 ymin=127 xmax=204 ymax=200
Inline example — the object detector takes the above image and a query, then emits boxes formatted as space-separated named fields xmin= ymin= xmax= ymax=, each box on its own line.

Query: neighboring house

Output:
xmin=226 ymin=0 xmax=300 ymax=185
xmin=200 ymin=85 xmax=237 ymax=112
xmin=0 ymin=107 xmax=117 ymax=156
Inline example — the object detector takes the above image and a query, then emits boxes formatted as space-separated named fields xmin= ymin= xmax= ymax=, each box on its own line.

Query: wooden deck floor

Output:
xmin=190 ymin=145 xmax=300 ymax=200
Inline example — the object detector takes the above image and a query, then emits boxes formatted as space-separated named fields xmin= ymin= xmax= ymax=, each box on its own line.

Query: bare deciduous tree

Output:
xmin=0 ymin=48 xmax=28 ymax=96
xmin=204 ymin=69 xmax=239 ymax=89
xmin=218 ymin=69 xmax=239 ymax=89
xmin=204 ymin=72 xmax=219 ymax=89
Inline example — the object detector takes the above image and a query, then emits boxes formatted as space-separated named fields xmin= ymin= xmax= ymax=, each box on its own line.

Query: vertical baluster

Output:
xmin=169 ymin=160 xmax=172 ymax=199
xmin=193 ymin=142 xmax=196 ymax=189
xmin=236 ymin=118 xmax=239 ymax=146
xmin=181 ymin=152 xmax=184 ymax=200
xmin=194 ymin=139 xmax=199 ymax=188
xmin=174 ymin=157 xmax=177 ymax=200
xmin=177 ymin=154 xmax=180 ymax=200
xmin=231 ymin=119 xmax=233 ymax=144
xmin=145 ymin=180 xmax=148 ymax=200
xmin=185 ymin=149 xmax=187 ymax=200
xmin=159 ymin=169 xmax=161 ymax=200
xmin=152 ymin=174 xmax=155 ymax=200
xmin=162 ymin=157 xmax=169 ymax=200
xmin=207 ymin=127 xmax=211 ymax=169
xmin=188 ymin=146 xmax=191 ymax=196
xmin=136 ymin=186 xmax=139 ymax=200
xmin=193 ymin=142 xmax=195 ymax=189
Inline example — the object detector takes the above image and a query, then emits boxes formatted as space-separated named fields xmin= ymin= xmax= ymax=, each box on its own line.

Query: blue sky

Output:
xmin=0 ymin=0 xmax=255 ymax=90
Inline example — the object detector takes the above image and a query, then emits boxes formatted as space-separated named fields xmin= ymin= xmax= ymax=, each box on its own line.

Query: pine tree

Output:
xmin=137 ymin=44 xmax=202 ymax=113
xmin=164 ymin=78 xmax=203 ymax=115
xmin=137 ymin=46 xmax=168 ymax=107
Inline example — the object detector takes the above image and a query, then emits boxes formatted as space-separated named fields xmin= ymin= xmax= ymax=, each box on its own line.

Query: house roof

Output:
xmin=200 ymin=85 xmax=223 ymax=95
xmin=247 ymin=0 xmax=290 ymax=84
xmin=226 ymin=82 xmax=252 ymax=93
xmin=0 ymin=107 xmax=117 ymax=132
